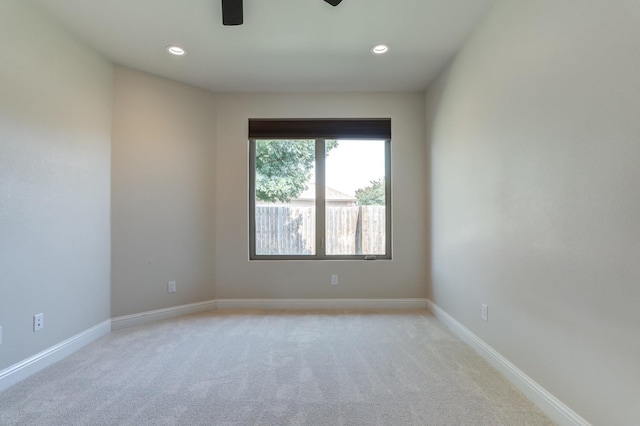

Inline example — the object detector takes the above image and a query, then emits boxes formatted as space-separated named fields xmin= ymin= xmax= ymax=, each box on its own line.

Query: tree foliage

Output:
xmin=355 ymin=178 xmax=386 ymax=205
xmin=255 ymin=140 xmax=338 ymax=203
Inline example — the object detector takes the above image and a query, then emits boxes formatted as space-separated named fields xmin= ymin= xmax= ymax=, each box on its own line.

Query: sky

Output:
xmin=323 ymin=139 xmax=386 ymax=196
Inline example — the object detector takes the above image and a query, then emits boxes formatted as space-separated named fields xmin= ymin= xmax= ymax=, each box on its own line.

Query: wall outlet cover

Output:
xmin=33 ymin=313 xmax=44 ymax=332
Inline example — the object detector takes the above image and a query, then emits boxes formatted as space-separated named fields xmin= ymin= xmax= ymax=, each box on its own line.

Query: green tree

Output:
xmin=355 ymin=178 xmax=385 ymax=205
xmin=255 ymin=140 xmax=338 ymax=203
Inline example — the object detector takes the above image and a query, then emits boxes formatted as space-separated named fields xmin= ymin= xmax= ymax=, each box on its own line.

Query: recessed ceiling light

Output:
xmin=371 ymin=44 xmax=390 ymax=55
xmin=166 ymin=45 xmax=187 ymax=56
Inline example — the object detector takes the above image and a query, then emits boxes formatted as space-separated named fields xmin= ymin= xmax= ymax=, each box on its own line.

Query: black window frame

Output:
xmin=249 ymin=118 xmax=392 ymax=261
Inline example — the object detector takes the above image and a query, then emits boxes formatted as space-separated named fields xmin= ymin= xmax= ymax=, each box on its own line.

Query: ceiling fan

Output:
xmin=222 ymin=0 xmax=342 ymax=26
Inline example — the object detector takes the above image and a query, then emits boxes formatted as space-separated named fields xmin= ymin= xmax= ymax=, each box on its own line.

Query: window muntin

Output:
xmin=248 ymin=119 xmax=391 ymax=260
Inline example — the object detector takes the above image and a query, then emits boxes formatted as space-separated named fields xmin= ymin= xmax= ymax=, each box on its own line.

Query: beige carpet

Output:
xmin=0 ymin=310 xmax=553 ymax=425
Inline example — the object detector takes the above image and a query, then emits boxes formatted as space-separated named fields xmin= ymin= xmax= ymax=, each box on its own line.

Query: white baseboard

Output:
xmin=0 ymin=319 xmax=111 ymax=392
xmin=111 ymin=300 xmax=217 ymax=331
xmin=426 ymin=300 xmax=589 ymax=426
xmin=216 ymin=298 xmax=428 ymax=311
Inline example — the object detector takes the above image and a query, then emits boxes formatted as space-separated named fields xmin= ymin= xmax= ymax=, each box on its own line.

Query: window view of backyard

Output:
xmin=254 ymin=139 xmax=317 ymax=256
xmin=253 ymin=139 xmax=387 ymax=257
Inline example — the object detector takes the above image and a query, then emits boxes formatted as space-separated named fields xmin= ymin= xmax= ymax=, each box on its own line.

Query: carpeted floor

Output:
xmin=0 ymin=310 xmax=554 ymax=425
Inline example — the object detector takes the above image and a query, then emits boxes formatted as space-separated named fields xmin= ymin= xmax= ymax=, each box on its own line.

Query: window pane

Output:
xmin=325 ymin=140 xmax=386 ymax=255
xmin=254 ymin=139 xmax=316 ymax=255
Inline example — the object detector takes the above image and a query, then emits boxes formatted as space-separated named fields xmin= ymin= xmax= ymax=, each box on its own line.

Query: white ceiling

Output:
xmin=31 ymin=0 xmax=494 ymax=93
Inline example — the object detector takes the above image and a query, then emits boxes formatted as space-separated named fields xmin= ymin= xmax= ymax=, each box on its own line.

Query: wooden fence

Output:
xmin=255 ymin=206 xmax=386 ymax=255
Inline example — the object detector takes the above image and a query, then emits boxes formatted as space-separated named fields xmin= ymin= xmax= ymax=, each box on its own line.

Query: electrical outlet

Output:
xmin=481 ymin=304 xmax=488 ymax=322
xmin=331 ymin=274 xmax=338 ymax=285
xmin=33 ymin=313 xmax=44 ymax=332
xmin=168 ymin=280 xmax=177 ymax=293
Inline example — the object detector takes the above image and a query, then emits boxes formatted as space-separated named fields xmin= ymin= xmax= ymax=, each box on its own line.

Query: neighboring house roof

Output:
xmin=295 ymin=183 xmax=356 ymax=203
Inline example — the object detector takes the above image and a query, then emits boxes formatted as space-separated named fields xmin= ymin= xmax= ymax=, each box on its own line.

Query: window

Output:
xmin=249 ymin=119 xmax=391 ymax=260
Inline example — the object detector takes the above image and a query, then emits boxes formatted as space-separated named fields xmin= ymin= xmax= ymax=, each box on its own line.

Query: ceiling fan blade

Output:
xmin=324 ymin=0 xmax=342 ymax=5
xmin=222 ymin=0 xmax=243 ymax=25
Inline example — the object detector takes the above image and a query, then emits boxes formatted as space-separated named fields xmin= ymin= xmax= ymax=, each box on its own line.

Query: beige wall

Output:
xmin=0 ymin=1 xmax=112 ymax=370
xmin=215 ymin=93 xmax=429 ymax=299
xmin=425 ymin=0 xmax=640 ymax=424
xmin=111 ymin=81 xmax=428 ymax=310
xmin=110 ymin=67 xmax=217 ymax=317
